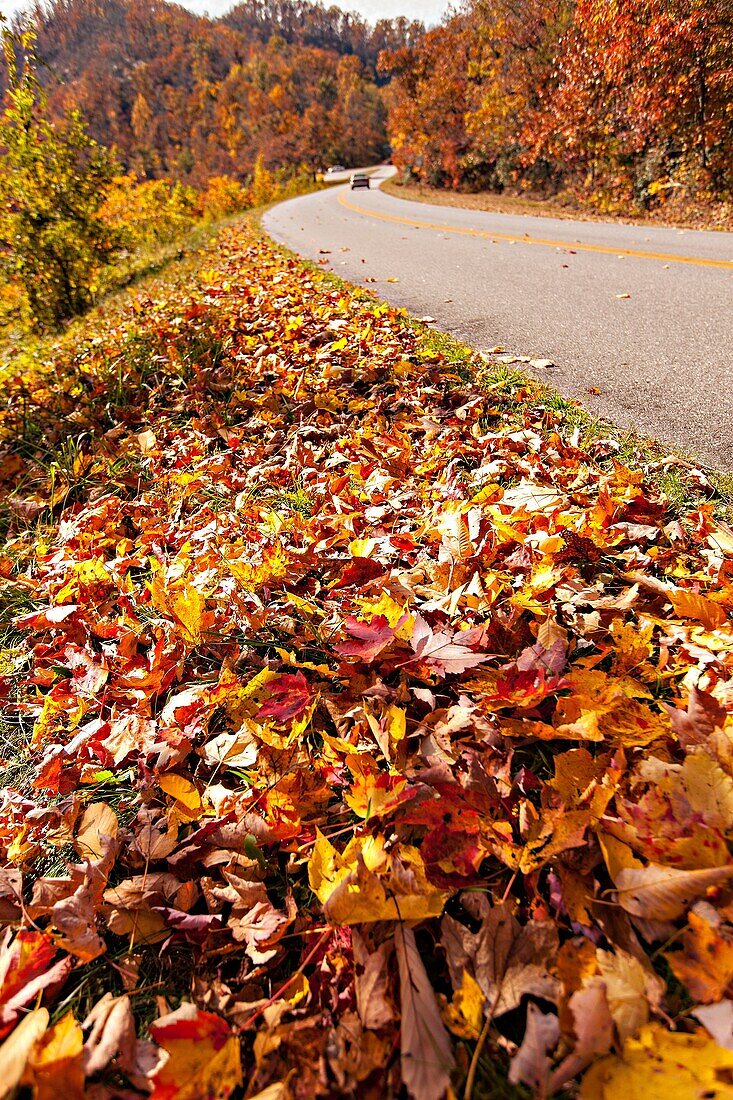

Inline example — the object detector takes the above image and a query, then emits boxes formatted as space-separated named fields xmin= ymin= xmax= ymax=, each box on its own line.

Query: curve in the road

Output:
xmin=264 ymin=170 xmax=733 ymax=470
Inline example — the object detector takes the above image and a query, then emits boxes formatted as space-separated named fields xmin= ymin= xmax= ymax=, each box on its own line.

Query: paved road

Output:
xmin=264 ymin=167 xmax=733 ymax=469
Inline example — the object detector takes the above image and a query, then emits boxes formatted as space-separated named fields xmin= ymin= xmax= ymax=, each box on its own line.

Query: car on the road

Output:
xmin=350 ymin=172 xmax=370 ymax=190
xmin=325 ymin=165 xmax=346 ymax=176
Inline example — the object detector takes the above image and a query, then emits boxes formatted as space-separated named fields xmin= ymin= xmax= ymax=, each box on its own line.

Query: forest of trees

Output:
xmin=381 ymin=0 xmax=733 ymax=213
xmin=5 ymin=0 xmax=732 ymax=214
xmin=222 ymin=0 xmax=424 ymax=68
xmin=11 ymin=0 xmax=421 ymax=184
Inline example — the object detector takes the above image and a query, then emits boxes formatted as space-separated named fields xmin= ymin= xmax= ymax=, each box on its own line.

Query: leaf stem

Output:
xmin=239 ymin=928 xmax=332 ymax=1029
xmin=463 ymin=1014 xmax=491 ymax=1100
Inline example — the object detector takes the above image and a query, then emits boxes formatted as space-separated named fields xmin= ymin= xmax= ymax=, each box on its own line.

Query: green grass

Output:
xmin=49 ymin=941 xmax=200 ymax=1030
xmin=0 ymin=212 xmax=239 ymax=374
xmin=457 ymin=1036 xmax=535 ymax=1100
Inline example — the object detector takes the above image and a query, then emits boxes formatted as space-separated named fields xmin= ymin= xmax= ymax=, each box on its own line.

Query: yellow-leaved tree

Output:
xmin=0 ymin=24 xmax=120 ymax=330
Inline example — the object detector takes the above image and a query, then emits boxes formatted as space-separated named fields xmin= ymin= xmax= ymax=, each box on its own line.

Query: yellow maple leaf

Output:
xmin=222 ymin=667 xmax=278 ymax=731
xmin=670 ymin=588 xmax=728 ymax=632
xmin=0 ymin=1009 xmax=49 ymax=1097
xmin=150 ymin=1005 xmax=242 ymax=1100
xmin=32 ymin=693 xmax=87 ymax=747
xmin=357 ymin=591 xmax=414 ymax=640
xmin=445 ymin=969 xmax=485 ymax=1039
xmin=225 ymin=542 xmax=288 ymax=590
xmin=308 ymin=830 xmax=449 ymax=924
xmin=149 ymin=570 xmax=206 ymax=646
xmin=344 ymin=757 xmax=408 ymax=819
xmin=158 ymin=774 xmax=203 ymax=823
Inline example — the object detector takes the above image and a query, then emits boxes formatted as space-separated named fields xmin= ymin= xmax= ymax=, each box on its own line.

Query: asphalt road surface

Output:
xmin=264 ymin=167 xmax=733 ymax=470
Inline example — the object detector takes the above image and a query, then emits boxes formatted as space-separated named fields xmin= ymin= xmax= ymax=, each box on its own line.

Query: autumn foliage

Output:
xmin=17 ymin=0 xmax=408 ymax=185
xmin=0 ymin=23 xmax=319 ymax=333
xmin=381 ymin=0 xmax=733 ymax=214
xmin=0 ymin=27 xmax=120 ymax=331
xmin=0 ymin=216 xmax=731 ymax=1095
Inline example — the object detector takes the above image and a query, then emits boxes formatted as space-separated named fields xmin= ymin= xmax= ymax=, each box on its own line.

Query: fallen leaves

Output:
xmin=581 ymin=1023 xmax=733 ymax=1099
xmin=149 ymin=1004 xmax=242 ymax=1100
xmin=395 ymin=924 xmax=454 ymax=1100
xmin=309 ymin=831 xmax=449 ymax=924
xmin=0 ymin=931 xmax=71 ymax=1037
xmin=443 ymin=899 xmax=559 ymax=1018
xmin=667 ymin=912 xmax=733 ymax=1003
xmin=0 ymin=221 xmax=733 ymax=1096
xmin=613 ymin=862 xmax=733 ymax=922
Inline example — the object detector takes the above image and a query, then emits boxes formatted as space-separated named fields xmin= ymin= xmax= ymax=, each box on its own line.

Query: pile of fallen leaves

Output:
xmin=0 ymin=221 xmax=733 ymax=1099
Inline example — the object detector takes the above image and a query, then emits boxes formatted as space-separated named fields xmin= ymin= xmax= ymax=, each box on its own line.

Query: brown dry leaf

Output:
xmin=132 ymin=808 xmax=179 ymax=861
xmin=595 ymin=949 xmax=663 ymax=1041
xmin=614 ymin=862 xmax=733 ymax=921
xmin=508 ymin=1002 xmax=560 ymax=1097
xmin=551 ymin=980 xmax=614 ymax=1090
xmin=442 ymin=901 xmax=559 ymax=1017
xmin=694 ymin=1000 xmax=733 ymax=1050
xmin=395 ymin=924 xmax=454 ymax=1100
xmin=0 ymin=868 xmax=22 ymax=923
xmin=327 ymin=1011 xmax=391 ymax=1089
xmin=664 ymin=686 xmax=728 ymax=747
xmin=229 ymin=895 xmax=294 ymax=964
xmin=75 ymin=802 xmax=119 ymax=861
xmin=554 ymin=864 xmax=594 ymax=926
xmin=353 ymin=931 xmax=396 ymax=1030
xmin=83 ymin=992 xmax=159 ymax=1087
xmin=677 ymin=752 xmax=733 ymax=831
xmin=51 ymin=879 xmax=108 ymax=962
xmin=248 ymin=1085 xmax=294 ymax=1100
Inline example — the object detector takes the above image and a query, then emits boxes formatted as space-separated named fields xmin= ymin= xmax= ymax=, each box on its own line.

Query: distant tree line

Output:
xmin=223 ymin=0 xmax=424 ymax=73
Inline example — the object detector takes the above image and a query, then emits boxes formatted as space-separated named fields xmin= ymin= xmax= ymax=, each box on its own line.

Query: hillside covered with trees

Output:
xmin=11 ymin=0 xmax=733 ymax=218
xmin=381 ymin=0 xmax=733 ymax=216
xmin=12 ymin=0 xmax=423 ymax=184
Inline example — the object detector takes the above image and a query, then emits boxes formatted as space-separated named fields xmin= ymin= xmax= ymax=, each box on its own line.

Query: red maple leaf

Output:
xmin=258 ymin=671 xmax=312 ymax=722
xmin=336 ymin=614 xmax=403 ymax=662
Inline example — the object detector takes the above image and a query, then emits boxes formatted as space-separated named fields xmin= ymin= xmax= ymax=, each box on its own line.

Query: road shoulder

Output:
xmin=380 ymin=176 xmax=733 ymax=233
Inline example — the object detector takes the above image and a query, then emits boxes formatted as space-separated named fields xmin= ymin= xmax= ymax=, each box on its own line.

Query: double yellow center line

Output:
xmin=338 ymin=189 xmax=733 ymax=271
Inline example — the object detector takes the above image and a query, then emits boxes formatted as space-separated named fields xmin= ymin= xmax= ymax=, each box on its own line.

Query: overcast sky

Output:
xmin=1 ymin=0 xmax=452 ymax=26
